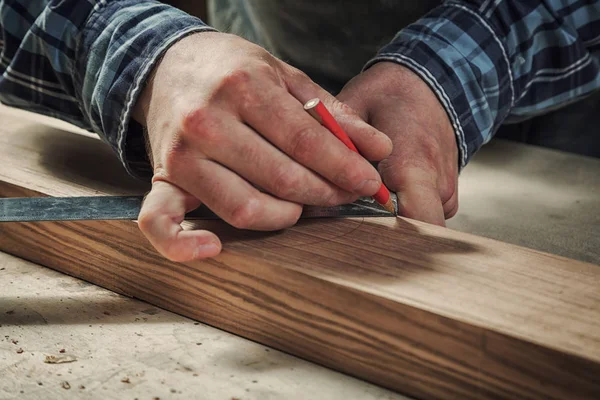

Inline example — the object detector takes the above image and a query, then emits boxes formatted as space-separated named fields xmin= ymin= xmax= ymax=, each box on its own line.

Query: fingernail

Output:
xmin=354 ymin=179 xmax=381 ymax=195
xmin=197 ymin=243 xmax=220 ymax=256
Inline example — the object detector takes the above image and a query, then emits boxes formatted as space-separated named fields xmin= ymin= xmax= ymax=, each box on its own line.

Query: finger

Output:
xmin=138 ymin=180 xmax=222 ymax=262
xmin=189 ymin=109 xmax=357 ymax=206
xmin=283 ymin=69 xmax=393 ymax=161
xmin=397 ymin=186 xmax=446 ymax=226
xmin=381 ymin=164 xmax=446 ymax=226
xmin=239 ymin=86 xmax=382 ymax=197
xmin=169 ymin=156 xmax=303 ymax=231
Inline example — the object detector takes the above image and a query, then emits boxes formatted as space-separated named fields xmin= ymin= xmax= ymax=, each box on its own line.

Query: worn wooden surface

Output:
xmin=1 ymin=106 xmax=599 ymax=399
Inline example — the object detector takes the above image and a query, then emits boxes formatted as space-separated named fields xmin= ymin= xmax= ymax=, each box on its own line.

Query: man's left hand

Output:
xmin=338 ymin=62 xmax=460 ymax=226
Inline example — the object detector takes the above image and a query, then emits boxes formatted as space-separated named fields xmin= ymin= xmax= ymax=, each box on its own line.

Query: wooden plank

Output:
xmin=1 ymin=106 xmax=599 ymax=399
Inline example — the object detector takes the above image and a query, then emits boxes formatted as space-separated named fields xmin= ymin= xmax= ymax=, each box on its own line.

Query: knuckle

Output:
xmin=219 ymin=68 xmax=252 ymax=91
xmin=288 ymin=125 xmax=318 ymax=161
xmin=337 ymin=100 xmax=356 ymax=116
xmin=336 ymin=158 xmax=372 ymax=188
xmin=138 ymin=213 xmax=180 ymax=261
xmin=181 ymin=108 xmax=218 ymax=141
xmin=228 ymin=197 xmax=261 ymax=229
xmin=331 ymin=100 xmax=360 ymax=120
xmin=215 ymin=68 xmax=260 ymax=112
xmin=137 ymin=210 xmax=154 ymax=234
xmin=271 ymin=166 xmax=302 ymax=200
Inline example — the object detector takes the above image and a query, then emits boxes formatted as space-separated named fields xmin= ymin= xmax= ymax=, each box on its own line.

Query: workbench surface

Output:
xmin=1 ymin=107 xmax=598 ymax=399
xmin=0 ymin=251 xmax=408 ymax=400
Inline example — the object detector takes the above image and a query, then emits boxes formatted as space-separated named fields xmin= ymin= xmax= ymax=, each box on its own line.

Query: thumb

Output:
xmin=397 ymin=185 xmax=446 ymax=226
xmin=138 ymin=180 xmax=222 ymax=262
xmin=381 ymin=163 xmax=446 ymax=226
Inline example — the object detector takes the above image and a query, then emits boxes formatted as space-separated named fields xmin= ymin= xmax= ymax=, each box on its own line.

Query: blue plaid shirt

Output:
xmin=1 ymin=0 xmax=599 ymax=178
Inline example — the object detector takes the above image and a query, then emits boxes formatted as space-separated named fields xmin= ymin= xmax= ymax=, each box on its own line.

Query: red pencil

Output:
xmin=303 ymin=98 xmax=397 ymax=215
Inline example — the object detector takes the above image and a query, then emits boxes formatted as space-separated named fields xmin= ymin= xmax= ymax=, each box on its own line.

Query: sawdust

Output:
xmin=44 ymin=354 xmax=77 ymax=364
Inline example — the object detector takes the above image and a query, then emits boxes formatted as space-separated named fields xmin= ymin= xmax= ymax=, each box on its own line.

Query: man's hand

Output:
xmin=338 ymin=62 xmax=459 ymax=226
xmin=133 ymin=32 xmax=393 ymax=262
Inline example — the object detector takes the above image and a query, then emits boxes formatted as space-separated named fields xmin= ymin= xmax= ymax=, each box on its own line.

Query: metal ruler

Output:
xmin=0 ymin=194 xmax=397 ymax=222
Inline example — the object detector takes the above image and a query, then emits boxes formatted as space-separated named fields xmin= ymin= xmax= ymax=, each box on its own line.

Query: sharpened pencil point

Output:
xmin=382 ymin=196 xmax=397 ymax=216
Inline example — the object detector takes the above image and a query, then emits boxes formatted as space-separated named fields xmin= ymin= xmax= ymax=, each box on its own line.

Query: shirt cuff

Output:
xmin=75 ymin=1 xmax=216 ymax=179
xmin=364 ymin=2 xmax=514 ymax=168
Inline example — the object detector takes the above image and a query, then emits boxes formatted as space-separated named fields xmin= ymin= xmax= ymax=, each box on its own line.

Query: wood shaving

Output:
xmin=61 ymin=381 xmax=71 ymax=390
xmin=121 ymin=377 xmax=130 ymax=383
xmin=44 ymin=355 xmax=77 ymax=364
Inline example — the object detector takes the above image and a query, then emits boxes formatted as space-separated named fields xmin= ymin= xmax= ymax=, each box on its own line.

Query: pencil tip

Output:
xmin=382 ymin=196 xmax=398 ymax=216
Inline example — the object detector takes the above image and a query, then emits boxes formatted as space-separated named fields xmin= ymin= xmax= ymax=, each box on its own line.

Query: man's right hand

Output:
xmin=133 ymin=32 xmax=393 ymax=262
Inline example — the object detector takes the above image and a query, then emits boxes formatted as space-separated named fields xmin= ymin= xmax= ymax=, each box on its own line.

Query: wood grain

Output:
xmin=1 ymin=106 xmax=599 ymax=399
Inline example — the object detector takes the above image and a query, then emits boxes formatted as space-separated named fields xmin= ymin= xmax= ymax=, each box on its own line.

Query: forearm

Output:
xmin=0 ymin=0 xmax=214 ymax=179
xmin=365 ymin=0 xmax=600 ymax=167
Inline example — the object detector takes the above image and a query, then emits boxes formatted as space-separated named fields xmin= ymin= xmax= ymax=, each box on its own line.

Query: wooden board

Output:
xmin=1 ymin=106 xmax=599 ymax=399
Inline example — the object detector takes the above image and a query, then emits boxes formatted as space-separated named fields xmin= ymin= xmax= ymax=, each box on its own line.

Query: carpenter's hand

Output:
xmin=338 ymin=62 xmax=459 ymax=226
xmin=133 ymin=32 xmax=393 ymax=262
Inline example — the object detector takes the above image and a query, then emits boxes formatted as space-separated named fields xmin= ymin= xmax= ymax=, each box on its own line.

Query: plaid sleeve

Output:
xmin=365 ymin=1 xmax=600 ymax=168
xmin=0 ymin=0 xmax=215 ymax=179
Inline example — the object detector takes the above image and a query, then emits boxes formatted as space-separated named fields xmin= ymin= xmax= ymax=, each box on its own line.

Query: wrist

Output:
xmin=362 ymin=62 xmax=431 ymax=99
